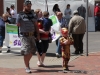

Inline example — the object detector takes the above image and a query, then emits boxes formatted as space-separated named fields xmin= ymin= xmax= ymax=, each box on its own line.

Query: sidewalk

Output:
xmin=0 ymin=52 xmax=100 ymax=75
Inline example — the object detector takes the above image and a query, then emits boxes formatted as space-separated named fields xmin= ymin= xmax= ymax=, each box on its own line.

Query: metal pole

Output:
xmin=86 ymin=0 xmax=88 ymax=56
xmin=45 ymin=0 xmax=48 ymax=11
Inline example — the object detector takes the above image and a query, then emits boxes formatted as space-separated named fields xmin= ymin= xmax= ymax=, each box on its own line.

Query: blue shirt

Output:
xmin=0 ymin=18 xmax=5 ymax=27
xmin=43 ymin=18 xmax=52 ymax=31
xmin=59 ymin=17 xmax=67 ymax=28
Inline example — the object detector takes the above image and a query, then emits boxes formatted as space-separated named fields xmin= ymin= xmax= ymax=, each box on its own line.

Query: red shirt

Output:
xmin=94 ymin=6 xmax=100 ymax=16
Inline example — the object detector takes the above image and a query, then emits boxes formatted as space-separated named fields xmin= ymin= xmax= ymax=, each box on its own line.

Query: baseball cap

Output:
xmin=24 ymin=0 xmax=32 ymax=5
xmin=73 ymin=10 xmax=78 ymax=14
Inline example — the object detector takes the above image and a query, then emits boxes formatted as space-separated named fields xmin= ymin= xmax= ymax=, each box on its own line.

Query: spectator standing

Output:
xmin=64 ymin=4 xmax=72 ymax=25
xmin=16 ymin=0 xmax=40 ymax=73
xmin=10 ymin=4 xmax=17 ymax=24
xmin=55 ymin=12 xmax=67 ymax=58
xmin=52 ymin=4 xmax=61 ymax=14
xmin=77 ymin=4 xmax=86 ymax=19
xmin=6 ymin=7 xmax=12 ymax=53
xmin=0 ymin=14 xmax=11 ymax=53
xmin=94 ymin=3 xmax=100 ymax=31
xmin=68 ymin=10 xmax=86 ymax=54
xmin=6 ymin=7 xmax=11 ymax=18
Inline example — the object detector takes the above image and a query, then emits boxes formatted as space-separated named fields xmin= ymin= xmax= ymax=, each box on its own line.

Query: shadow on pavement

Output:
xmin=33 ymin=69 xmax=61 ymax=73
xmin=31 ymin=69 xmax=87 ymax=74
xmin=43 ymin=65 xmax=62 ymax=68
xmin=46 ymin=53 xmax=56 ymax=57
xmin=67 ymin=70 xmax=88 ymax=74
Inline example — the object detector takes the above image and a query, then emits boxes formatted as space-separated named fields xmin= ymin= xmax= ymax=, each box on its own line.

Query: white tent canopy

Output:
xmin=31 ymin=0 xmax=94 ymax=17
xmin=4 ymin=0 xmax=95 ymax=31
xmin=4 ymin=0 xmax=94 ymax=17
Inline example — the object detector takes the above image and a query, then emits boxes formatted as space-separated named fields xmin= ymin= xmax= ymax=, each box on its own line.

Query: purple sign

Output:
xmin=13 ymin=40 xmax=21 ymax=46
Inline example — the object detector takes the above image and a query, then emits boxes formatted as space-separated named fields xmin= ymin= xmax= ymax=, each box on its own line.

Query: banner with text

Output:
xmin=5 ymin=24 xmax=21 ymax=47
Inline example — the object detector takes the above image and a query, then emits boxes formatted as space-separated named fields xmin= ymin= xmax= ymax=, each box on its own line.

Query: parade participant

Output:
xmin=16 ymin=0 xmax=40 ymax=73
xmin=34 ymin=9 xmax=44 ymax=66
xmin=36 ymin=11 xmax=52 ymax=67
xmin=59 ymin=27 xmax=73 ymax=72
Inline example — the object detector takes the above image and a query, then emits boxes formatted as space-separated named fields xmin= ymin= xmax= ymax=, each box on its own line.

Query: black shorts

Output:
xmin=36 ymin=40 xmax=49 ymax=55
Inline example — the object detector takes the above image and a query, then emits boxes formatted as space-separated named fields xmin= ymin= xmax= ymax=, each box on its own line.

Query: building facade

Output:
xmin=0 ymin=0 xmax=24 ymax=16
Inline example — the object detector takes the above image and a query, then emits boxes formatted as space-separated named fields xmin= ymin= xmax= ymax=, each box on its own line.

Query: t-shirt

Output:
xmin=16 ymin=11 xmax=37 ymax=33
xmin=43 ymin=18 xmax=52 ymax=31
xmin=94 ymin=6 xmax=100 ymax=16
xmin=40 ymin=18 xmax=52 ymax=39
xmin=64 ymin=8 xmax=71 ymax=19
xmin=0 ymin=18 xmax=5 ymax=27
xmin=10 ymin=9 xmax=17 ymax=18
xmin=0 ymin=18 xmax=10 ymax=36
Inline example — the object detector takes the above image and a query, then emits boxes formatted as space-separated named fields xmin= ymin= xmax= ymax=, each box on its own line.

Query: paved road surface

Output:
xmin=1 ymin=32 xmax=100 ymax=56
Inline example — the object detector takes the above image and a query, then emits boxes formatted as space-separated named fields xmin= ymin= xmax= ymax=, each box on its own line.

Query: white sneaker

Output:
xmin=37 ymin=61 xmax=45 ymax=67
xmin=56 ymin=53 xmax=60 ymax=58
xmin=37 ymin=61 xmax=42 ymax=67
xmin=25 ymin=67 xmax=31 ymax=73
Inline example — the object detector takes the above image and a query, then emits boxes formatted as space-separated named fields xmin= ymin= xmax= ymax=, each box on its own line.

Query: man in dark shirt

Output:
xmin=16 ymin=0 xmax=40 ymax=73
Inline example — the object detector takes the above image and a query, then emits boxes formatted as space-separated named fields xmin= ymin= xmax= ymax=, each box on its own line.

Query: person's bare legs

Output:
xmin=24 ymin=53 xmax=33 ymax=68
xmin=37 ymin=52 xmax=42 ymax=66
xmin=37 ymin=52 xmax=41 ymax=61
xmin=41 ymin=53 xmax=46 ymax=65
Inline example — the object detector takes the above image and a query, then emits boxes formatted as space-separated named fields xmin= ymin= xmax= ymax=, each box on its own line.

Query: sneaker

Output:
xmin=63 ymin=69 xmax=68 ymax=73
xmin=0 ymin=50 xmax=2 ymax=53
xmin=25 ymin=68 xmax=31 ymax=73
xmin=40 ymin=63 xmax=45 ymax=67
xmin=37 ymin=61 xmax=45 ymax=67
xmin=7 ymin=50 xmax=11 ymax=53
xmin=37 ymin=61 xmax=42 ymax=67
xmin=56 ymin=53 xmax=60 ymax=58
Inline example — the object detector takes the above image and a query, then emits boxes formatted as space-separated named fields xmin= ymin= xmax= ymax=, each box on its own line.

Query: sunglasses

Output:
xmin=24 ymin=0 xmax=32 ymax=5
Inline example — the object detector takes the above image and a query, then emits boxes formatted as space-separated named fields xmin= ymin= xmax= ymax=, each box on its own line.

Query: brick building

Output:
xmin=0 ymin=0 xmax=24 ymax=16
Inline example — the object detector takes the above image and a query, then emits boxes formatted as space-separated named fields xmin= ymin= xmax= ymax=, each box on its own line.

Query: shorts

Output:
xmin=0 ymin=35 xmax=5 ymax=47
xmin=20 ymin=36 xmax=37 ymax=55
xmin=36 ymin=40 xmax=49 ymax=56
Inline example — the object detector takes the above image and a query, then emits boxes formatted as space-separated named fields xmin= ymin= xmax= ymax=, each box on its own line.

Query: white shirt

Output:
xmin=10 ymin=9 xmax=17 ymax=18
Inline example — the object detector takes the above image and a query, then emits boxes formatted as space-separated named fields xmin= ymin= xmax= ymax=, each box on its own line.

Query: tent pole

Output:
xmin=45 ymin=0 xmax=48 ymax=11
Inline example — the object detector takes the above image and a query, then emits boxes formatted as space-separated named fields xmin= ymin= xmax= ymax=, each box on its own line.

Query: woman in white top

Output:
xmin=10 ymin=4 xmax=17 ymax=24
xmin=64 ymin=4 xmax=72 ymax=25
